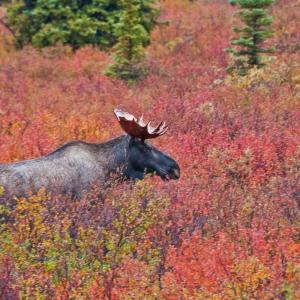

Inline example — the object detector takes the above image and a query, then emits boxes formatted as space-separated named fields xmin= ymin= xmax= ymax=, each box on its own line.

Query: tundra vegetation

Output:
xmin=5 ymin=0 xmax=159 ymax=79
xmin=227 ymin=0 xmax=275 ymax=75
xmin=0 ymin=0 xmax=300 ymax=299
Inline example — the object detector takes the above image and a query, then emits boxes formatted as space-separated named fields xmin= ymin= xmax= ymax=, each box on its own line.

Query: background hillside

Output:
xmin=0 ymin=0 xmax=299 ymax=299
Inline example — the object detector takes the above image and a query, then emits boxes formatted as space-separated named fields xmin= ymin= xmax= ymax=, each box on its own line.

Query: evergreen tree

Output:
xmin=6 ymin=0 xmax=158 ymax=50
xmin=226 ymin=0 xmax=275 ymax=75
xmin=105 ymin=0 xmax=157 ymax=80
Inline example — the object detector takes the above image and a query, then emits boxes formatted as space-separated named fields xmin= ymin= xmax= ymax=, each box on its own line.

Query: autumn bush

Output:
xmin=0 ymin=0 xmax=299 ymax=299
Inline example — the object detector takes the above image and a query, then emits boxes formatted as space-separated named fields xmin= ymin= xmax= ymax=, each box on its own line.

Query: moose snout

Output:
xmin=169 ymin=164 xmax=180 ymax=180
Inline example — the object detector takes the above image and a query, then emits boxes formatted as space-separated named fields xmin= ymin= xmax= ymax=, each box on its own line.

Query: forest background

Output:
xmin=0 ymin=0 xmax=300 ymax=299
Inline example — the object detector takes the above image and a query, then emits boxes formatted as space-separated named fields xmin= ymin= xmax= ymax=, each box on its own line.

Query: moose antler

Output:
xmin=114 ymin=109 xmax=168 ymax=140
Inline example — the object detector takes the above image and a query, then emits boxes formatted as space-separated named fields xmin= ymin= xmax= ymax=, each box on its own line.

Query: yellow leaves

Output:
xmin=14 ymin=188 xmax=50 ymax=245
xmin=240 ymin=200 xmax=254 ymax=219
xmin=225 ymin=59 xmax=290 ymax=91
xmin=0 ymin=201 xmax=10 ymax=225
xmin=281 ymin=262 xmax=300 ymax=300
xmin=77 ymin=226 xmax=99 ymax=251
xmin=0 ymin=118 xmax=23 ymax=136
xmin=41 ymin=112 xmax=112 ymax=145
xmin=197 ymin=101 xmax=215 ymax=118
xmin=0 ymin=185 xmax=4 ymax=196
xmin=0 ymin=32 xmax=14 ymax=60
xmin=292 ymin=72 xmax=300 ymax=85
xmin=286 ymin=262 xmax=300 ymax=282
xmin=167 ymin=37 xmax=184 ymax=51
xmin=291 ymin=66 xmax=300 ymax=94
xmin=227 ymin=256 xmax=271 ymax=299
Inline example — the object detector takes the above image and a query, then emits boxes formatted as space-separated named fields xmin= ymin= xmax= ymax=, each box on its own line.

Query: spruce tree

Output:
xmin=105 ymin=0 xmax=158 ymax=80
xmin=226 ymin=0 xmax=275 ymax=75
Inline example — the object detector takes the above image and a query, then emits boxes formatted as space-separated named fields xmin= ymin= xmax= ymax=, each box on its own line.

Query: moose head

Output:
xmin=114 ymin=109 xmax=180 ymax=181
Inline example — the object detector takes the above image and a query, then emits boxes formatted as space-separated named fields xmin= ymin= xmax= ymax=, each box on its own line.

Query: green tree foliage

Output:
xmin=6 ymin=0 xmax=158 ymax=50
xmin=105 ymin=0 xmax=158 ymax=80
xmin=226 ymin=0 xmax=275 ymax=75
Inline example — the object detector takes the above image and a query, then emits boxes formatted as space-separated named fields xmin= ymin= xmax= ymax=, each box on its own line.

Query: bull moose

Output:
xmin=0 ymin=109 xmax=180 ymax=201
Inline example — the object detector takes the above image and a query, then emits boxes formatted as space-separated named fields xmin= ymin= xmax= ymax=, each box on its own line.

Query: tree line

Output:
xmin=1 ymin=0 xmax=275 ymax=79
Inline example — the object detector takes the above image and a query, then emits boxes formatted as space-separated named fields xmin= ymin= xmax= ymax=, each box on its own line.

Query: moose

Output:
xmin=0 ymin=109 xmax=180 ymax=202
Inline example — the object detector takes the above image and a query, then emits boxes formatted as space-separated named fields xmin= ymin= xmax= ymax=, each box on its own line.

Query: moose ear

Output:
xmin=114 ymin=109 xmax=168 ymax=140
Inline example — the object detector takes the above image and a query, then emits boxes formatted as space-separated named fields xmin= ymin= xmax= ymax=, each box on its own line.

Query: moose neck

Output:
xmin=96 ymin=135 xmax=130 ymax=180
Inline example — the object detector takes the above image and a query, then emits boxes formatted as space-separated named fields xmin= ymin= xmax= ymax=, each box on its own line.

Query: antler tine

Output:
xmin=147 ymin=121 xmax=155 ymax=134
xmin=146 ymin=120 xmax=168 ymax=137
xmin=159 ymin=126 xmax=168 ymax=135
xmin=156 ymin=122 xmax=168 ymax=136
xmin=154 ymin=121 xmax=166 ymax=133
xmin=138 ymin=114 xmax=146 ymax=127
